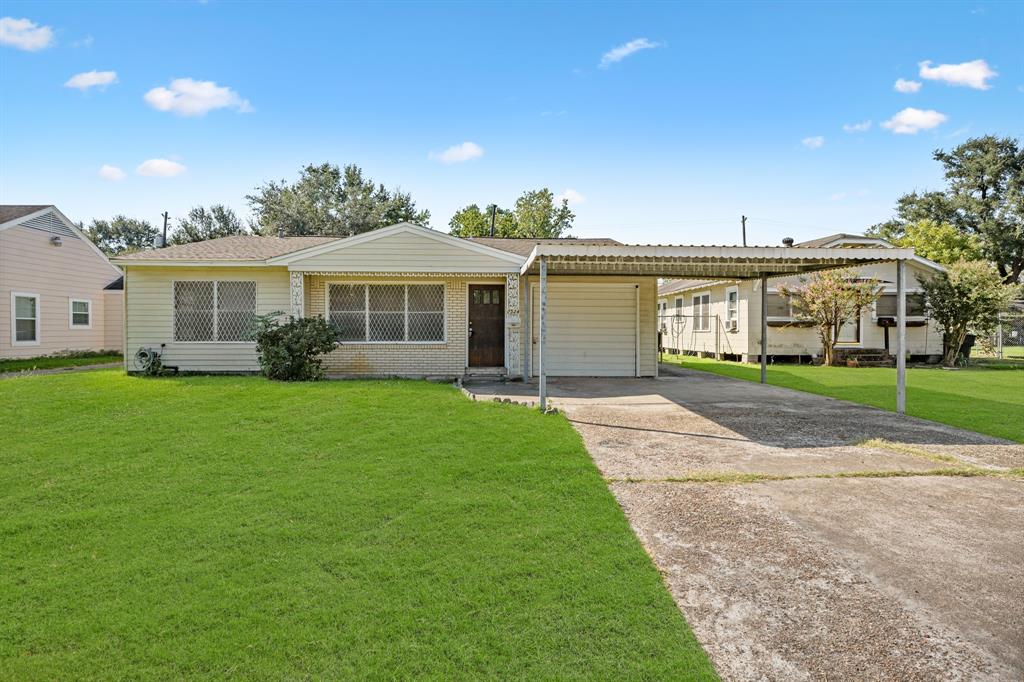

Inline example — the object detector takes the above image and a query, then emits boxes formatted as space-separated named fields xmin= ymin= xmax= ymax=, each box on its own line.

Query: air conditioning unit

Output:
xmin=726 ymin=319 xmax=738 ymax=332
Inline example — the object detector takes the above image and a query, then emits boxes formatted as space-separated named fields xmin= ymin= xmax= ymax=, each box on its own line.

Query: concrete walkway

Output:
xmin=464 ymin=367 xmax=1024 ymax=680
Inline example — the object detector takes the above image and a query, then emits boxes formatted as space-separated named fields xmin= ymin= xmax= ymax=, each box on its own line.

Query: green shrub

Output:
xmin=253 ymin=314 xmax=337 ymax=381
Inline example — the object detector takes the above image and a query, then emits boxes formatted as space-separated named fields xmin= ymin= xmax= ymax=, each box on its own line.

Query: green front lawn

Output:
xmin=0 ymin=353 xmax=122 ymax=373
xmin=663 ymin=355 xmax=1024 ymax=443
xmin=0 ymin=372 xmax=715 ymax=680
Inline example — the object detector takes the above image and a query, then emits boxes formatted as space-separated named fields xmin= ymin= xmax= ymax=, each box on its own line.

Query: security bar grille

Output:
xmin=173 ymin=280 xmax=257 ymax=342
xmin=328 ymin=283 xmax=444 ymax=343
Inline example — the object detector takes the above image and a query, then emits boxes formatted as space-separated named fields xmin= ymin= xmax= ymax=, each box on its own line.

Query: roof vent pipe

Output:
xmin=782 ymin=237 xmax=794 ymax=247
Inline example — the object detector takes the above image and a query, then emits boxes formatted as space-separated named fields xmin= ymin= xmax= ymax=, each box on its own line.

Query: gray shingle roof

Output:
xmin=0 ymin=205 xmax=51 ymax=224
xmin=466 ymin=237 xmax=621 ymax=257
xmin=115 ymin=235 xmax=339 ymax=261
xmin=794 ymin=233 xmax=867 ymax=248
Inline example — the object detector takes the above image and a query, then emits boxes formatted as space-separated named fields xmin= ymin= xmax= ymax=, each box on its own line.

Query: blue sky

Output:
xmin=1 ymin=1 xmax=1021 ymax=245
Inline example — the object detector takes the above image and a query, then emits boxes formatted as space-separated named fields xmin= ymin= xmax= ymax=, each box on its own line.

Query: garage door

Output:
xmin=530 ymin=283 xmax=638 ymax=377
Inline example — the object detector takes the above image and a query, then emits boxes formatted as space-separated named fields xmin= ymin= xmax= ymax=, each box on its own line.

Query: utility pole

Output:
xmin=489 ymin=204 xmax=497 ymax=237
xmin=741 ymin=215 xmax=747 ymax=247
xmin=161 ymin=211 xmax=170 ymax=247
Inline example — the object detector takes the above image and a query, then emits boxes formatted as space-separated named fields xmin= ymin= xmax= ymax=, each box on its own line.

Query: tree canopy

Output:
xmin=868 ymin=135 xmax=1023 ymax=283
xmin=246 ymin=163 xmax=430 ymax=237
xmin=170 ymin=205 xmax=247 ymax=245
xmin=449 ymin=189 xmax=575 ymax=239
xmin=919 ymin=261 xmax=1018 ymax=366
xmin=83 ymin=216 xmax=158 ymax=255
xmin=886 ymin=219 xmax=983 ymax=265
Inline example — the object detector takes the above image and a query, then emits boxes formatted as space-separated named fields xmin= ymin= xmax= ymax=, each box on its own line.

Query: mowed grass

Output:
xmin=663 ymin=355 xmax=1024 ymax=443
xmin=0 ymin=371 xmax=715 ymax=680
xmin=0 ymin=353 xmax=122 ymax=373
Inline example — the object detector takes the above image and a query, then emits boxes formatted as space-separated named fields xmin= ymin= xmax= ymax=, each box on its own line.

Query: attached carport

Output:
xmin=518 ymin=243 xmax=917 ymax=413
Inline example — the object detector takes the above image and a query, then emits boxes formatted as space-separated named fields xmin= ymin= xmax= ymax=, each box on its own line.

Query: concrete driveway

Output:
xmin=465 ymin=366 xmax=1024 ymax=681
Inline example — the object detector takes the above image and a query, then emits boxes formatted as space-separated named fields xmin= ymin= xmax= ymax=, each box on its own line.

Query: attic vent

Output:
xmin=20 ymin=212 xmax=79 ymax=240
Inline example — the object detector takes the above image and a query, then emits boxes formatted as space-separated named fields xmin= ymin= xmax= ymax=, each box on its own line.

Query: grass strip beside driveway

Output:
xmin=0 ymin=371 xmax=715 ymax=680
xmin=662 ymin=355 xmax=1024 ymax=443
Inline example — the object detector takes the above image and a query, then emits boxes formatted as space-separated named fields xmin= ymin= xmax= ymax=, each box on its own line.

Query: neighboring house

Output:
xmin=112 ymin=223 xmax=636 ymax=377
xmin=0 ymin=205 xmax=124 ymax=359
xmin=657 ymin=233 xmax=944 ymax=363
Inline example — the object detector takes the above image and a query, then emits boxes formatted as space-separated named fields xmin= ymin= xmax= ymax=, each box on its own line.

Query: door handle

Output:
xmin=468 ymin=323 xmax=473 ymax=338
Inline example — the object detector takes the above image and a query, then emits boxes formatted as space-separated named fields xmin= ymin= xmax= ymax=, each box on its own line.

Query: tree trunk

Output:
xmin=942 ymin=327 xmax=969 ymax=367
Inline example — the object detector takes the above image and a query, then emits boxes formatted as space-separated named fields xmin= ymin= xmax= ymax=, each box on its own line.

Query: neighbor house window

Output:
xmin=173 ymin=281 xmax=257 ymax=342
xmin=12 ymin=293 xmax=40 ymax=345
xmin=692 ymin=293 xmax=711 ymax=331
xmin=726 ymin=287 xmax=739 ymax=329
xmin=69 ymin=299 xmax=91 ymax=328
xmin=875 ymin=292 xmax=926 ymax=319
xmin=674 ymin=298 xmax=683 ymax=316
xmin=328 ymin=283 xmax=445 ymax=343
xmin=766 ymin=292 xmax=794 ymax=320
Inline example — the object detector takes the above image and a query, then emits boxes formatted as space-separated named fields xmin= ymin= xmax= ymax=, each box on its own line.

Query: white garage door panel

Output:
xmin=531 ymin=283 xmax=637 ymax=377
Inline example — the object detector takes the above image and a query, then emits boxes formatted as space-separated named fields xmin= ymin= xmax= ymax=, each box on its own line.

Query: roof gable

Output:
xmin=269 ymin=222 xmax=525 ymax=272
xmin=1 ymin=205 xmax=118 ymax=272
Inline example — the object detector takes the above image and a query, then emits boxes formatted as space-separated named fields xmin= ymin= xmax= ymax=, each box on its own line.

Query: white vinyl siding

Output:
xmin=125 ymin=267 xmax=288 ymax=372
xmin=530 ymin=282 xmax=638 ymax=377
xmin=289 ymin=230 xmax=519 ymax=273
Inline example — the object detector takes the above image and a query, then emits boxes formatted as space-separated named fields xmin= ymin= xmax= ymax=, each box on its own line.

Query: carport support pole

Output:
xmin=760 ymin=273 xmax=768 ymax=384
xmin=539 ymin=256 xmax=548 ymax=412
xmin=896 ymin=259 xmax=906 ymax=415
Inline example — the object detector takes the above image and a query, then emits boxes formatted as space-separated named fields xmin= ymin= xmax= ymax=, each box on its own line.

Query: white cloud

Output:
xmin=429 ymin=141 xmax=484 ymax=164
xmin=881 ymin=107 xmax=948 ymax=134
xmin=893 ymin=78 xmax=922 ymax=93
xmin=830 ymin=192 xmax=848 ymax=201
xmin=842 ymin=120 xmax=871 ymax=133
xmin=143 ymin=78 xmax=252 ymax=116
xmin=98 ymin=165 xmax=126 ymax=181
xmin=918 ymin=59 xmax=997 ymax=90
xmin=71 ymin=35 xmax=94 ymax=48
xmin=599 ymin=38 xmax=661 ymax=68
xmin=136 ymin=159 xmax=187 ymax=177
xmin=802 ymin=136 xmax=825 ymax=149
xmin=65 ymin=70 xmax=118 ymax=91
xmin=0 ymin=16 xmax=55 ymax=51
xmin=556 ymin=188 xmax=585 ymax=206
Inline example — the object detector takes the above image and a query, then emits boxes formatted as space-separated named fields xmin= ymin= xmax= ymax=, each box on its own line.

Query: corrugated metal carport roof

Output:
xmin=520 ymin=244 xmax=917 ymax=278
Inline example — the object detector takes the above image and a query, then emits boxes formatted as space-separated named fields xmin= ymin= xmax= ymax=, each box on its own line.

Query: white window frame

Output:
xmin=325 ymin=281 xmax=447 ymax=345
xmin=725 ymin=286 xmax=739 ymax=330
xmin=766 ymin=288 xmax=797 ymax=322
xmin=692 ymin=292 xmax=711 ymax=332
xmin=171 ymin=280 xmax=259 ymax=344
xmin=11 ymin=292 xmax=41 ymax=346
xmin=69 ymin=298 xmax=92 ymax=329
xmin=871 ymin=288 xmax=927 ymax=321
xmin=674 ymin=297 xmax=683 ymax=316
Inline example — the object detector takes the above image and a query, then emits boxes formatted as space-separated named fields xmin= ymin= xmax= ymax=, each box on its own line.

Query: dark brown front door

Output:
xmin=468 ymin=284 xmax=505 ymax=367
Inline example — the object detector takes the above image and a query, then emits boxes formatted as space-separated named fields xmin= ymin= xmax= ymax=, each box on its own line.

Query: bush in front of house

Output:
xmin=253 ymin=313 xmax=337 ymax=381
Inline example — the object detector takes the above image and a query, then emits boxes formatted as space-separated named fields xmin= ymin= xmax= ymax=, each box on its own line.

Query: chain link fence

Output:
xmin=658 ymin=312 xmax=737 ymax=358
xmin=976 ymin=310 xmax=1024 ymax=360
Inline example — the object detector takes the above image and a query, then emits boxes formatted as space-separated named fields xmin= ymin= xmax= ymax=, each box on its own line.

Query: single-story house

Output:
xmin=1 ymin=205 xmax=124 ymax=359
xmin=657 ymin=233 xmax=944 ymax=363
xmin=112 ymin=223 xmax=923 ymax=408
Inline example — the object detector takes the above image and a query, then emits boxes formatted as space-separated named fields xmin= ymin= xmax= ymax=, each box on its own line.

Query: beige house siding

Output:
xmin=286 ymin=230 xmax=520 ymax=274
xmin=123 ymin=266 xmax=290 ymax=372
xmin=305 ymin=274 xmax=505 ymax=377
xmin=523 ymin=275 xmax=658 ymax=377
xmin=0 ymin=223 xmax=121 ymax=358
xmin=659 ymin=261 xmax=943 ymax=360
xmin=103 ymin=290 xmax=124 ymax=352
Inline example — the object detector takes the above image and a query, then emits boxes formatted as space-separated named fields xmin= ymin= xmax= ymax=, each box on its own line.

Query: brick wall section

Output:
xmin=305 ymin=274 xmax=504 ymax=378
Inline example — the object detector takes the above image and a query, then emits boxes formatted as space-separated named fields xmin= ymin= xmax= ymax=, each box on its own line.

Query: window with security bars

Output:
xmin=173 ymin=281 xmax=257 ymax=342
xmin=328 ymin=283 xmax=444 ymax=343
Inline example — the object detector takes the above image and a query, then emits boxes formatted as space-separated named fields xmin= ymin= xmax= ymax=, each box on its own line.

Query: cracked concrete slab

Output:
xmin=465 ymin=367 xmax=1024 ymax=679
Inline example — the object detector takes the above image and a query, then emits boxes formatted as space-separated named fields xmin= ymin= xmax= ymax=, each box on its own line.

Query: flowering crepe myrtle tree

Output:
xmin=777 ymin=269 xmax=882 ymax=366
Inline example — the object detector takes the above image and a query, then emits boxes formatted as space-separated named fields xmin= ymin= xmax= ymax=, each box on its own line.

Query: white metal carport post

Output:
xmin=760 ymin=273 xmax=768 ymax=384
xmin=896 ymin=259 xmax=907 ymax=415
xmin=538 ymin=256 xmax=548 ymax=411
